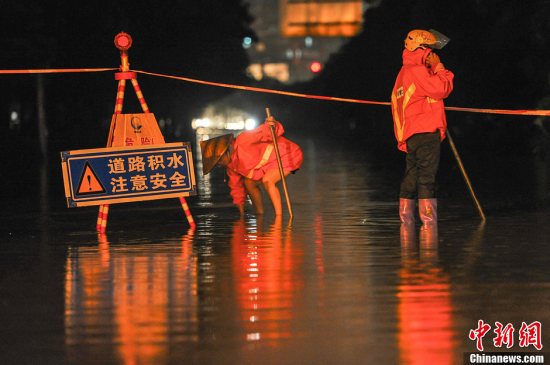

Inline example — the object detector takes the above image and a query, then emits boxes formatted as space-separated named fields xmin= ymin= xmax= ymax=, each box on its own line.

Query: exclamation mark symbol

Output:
xmin=77 ymin=162 xmax=106 ymax=195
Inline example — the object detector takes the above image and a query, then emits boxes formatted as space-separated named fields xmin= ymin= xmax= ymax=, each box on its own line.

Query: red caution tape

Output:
xmin=0 ymin=68 xmax=118 ymax=74
xmin=1 ymin=67 xmax=549 ymax=117
xmin=133 ymin=70 xmax=550 ymax=117
xmin=133 ymin=69 xmax=390 ymax=107
xmin=444 ymin=106 xmax=550 ymax=116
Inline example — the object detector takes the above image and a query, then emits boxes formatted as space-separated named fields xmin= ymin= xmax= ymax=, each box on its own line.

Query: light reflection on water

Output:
xmin=65 ymin=229 xmax=199 ymax=364
xmin=398 ymin=224 xmax=456 ymax=365
xmin=2 ymin=135 xmax=550 ymax=364
xmin=60 ymin=217 xmax=494 ymax=364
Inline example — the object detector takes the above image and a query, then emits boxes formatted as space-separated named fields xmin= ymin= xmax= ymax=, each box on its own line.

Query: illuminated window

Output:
xmin=263 ymin=63 xmax=290 ymax=82
xmin=280 ymin=0 xmax=363 ymax=37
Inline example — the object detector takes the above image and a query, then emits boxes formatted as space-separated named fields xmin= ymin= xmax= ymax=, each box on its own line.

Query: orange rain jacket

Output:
xmin=226 ymin=121 xmax=303 ymax=205
xmin=391 ymin=48 xmax=454 ymax=152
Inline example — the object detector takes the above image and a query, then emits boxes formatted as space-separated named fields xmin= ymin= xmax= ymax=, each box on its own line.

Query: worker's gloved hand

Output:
xmin=425 ymin=51 xmax=443 ymax=72
xmin=265 ymin=116 xmax=276 ymax=126
xmin=433 ymin=62 xmax=445 ymax=73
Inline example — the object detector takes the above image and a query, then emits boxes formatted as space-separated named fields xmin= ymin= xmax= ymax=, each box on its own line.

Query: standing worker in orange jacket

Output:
xmin=391 ymin=29 xmax=454 ymax=226
xmin=200 ymin=116 xmax=303 ymax=216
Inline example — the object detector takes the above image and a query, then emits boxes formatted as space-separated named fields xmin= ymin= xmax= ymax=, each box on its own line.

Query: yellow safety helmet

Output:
xmin=404 ymin=29 xmax=450 ymax=51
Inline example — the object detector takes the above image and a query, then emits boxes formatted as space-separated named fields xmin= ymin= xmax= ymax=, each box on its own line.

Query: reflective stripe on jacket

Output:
xmin=391 ymin=48 xmax=454 ymax=152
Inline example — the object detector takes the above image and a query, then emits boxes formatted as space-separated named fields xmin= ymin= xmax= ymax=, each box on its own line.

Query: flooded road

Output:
xmin=1 ymin=134 xmax=549 ymax=364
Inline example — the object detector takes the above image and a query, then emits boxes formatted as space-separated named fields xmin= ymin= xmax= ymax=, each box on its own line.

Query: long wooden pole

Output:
xmin=446 ymin=129 xmax=486 ymax=222
xmin=265 ymin=108 xmax=294 ymax=218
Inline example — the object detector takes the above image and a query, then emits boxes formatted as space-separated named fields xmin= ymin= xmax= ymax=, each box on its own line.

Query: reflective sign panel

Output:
xmin=61 ymin=143 xmax=196 ymax=207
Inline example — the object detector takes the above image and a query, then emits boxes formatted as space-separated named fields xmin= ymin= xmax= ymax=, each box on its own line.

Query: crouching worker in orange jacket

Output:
xmin=200 ymin=116 xmax=303 ymax=216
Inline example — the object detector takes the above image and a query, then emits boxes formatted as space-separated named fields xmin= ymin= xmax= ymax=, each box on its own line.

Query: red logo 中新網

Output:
xmin=468 ymin=320 xmax=543 ymax=351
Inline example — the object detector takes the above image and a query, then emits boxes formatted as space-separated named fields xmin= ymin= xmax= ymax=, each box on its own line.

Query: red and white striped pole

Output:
xmin=97 ymin=33 xmax=133 ymax=233
xmin=179 ymin=197 xmax=196 ymax=229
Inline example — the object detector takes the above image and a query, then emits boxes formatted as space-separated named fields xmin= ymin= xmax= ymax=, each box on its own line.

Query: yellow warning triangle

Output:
xmin=77 ymin=162 xmax=106 ymax=195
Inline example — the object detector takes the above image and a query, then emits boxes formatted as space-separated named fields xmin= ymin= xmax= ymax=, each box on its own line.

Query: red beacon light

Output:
xmin=113 ymin=32 xmax=135 ymax=76
xmin=114 ymin=32 xmax=133 ymax=51
xmin=309 ymin=61 xmax=322 ymax=73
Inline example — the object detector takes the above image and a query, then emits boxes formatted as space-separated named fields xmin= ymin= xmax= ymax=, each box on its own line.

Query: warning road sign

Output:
xmin=61 ymin=142 xmax=196 ymax=207
xmin=77 ymin=162 xmax=106 ymax=195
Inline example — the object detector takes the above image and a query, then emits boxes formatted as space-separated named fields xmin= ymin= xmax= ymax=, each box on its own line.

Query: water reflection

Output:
xmin=231 ymin=216 xmax=303 ymax=344
xmin=4 ymin=133 xmax=549 ymax=364
xmin=64 ymin=229 xmax=197 ymax=365
xmin=398 ymin=224 xmax=457 ymax=365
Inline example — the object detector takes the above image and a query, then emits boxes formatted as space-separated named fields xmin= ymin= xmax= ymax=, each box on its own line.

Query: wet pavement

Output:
xmin=1 ymin=134 xmax=549 ymax=364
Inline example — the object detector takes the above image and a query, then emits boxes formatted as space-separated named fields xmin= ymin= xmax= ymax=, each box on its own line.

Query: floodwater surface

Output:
xmin=1 ymin=135 xmax=549 ymax=364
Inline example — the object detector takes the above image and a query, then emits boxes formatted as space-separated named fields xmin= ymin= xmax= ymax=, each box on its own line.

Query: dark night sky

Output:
xmin=0 ymin=0 xmax=549 ymax=163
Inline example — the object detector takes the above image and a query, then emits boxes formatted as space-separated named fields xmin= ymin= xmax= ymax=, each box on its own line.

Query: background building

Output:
xmin=245 ymin=0 xmax=365 ymax=84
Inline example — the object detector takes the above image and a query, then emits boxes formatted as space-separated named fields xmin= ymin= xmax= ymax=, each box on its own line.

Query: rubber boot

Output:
xmin=399 ymin=198 xmax=416 ymax=224
xmin=418 ymin=198 xmax=437 ymax=226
